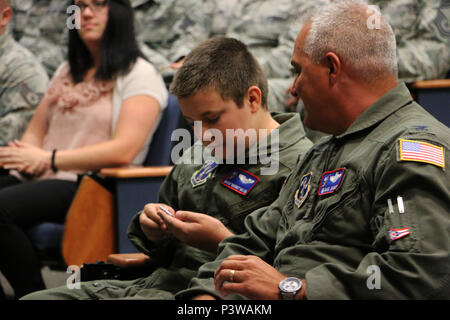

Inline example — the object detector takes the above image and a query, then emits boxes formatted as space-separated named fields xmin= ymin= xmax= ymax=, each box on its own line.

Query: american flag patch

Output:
xmin=399 ymin=139 xmax=445 ymax=168
xmin=389 ymin=228 xmax=410 ymax=241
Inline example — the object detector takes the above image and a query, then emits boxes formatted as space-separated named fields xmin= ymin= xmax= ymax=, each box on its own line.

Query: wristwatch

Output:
xmin=279 ymin=277 xmax=302 ymax=300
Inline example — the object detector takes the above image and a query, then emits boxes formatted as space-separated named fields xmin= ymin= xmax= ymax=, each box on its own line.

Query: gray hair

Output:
xmin=303 ymin=0 xmax=398 ymax=82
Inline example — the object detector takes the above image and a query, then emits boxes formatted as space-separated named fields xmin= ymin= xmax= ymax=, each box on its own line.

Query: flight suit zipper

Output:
xmin=309 ymin=183 xmax=360 ymax=235
xmin=200 ymin=166 xmax=219 ymax=214
xmin=304 ymin=139 xmax=338 ymax=221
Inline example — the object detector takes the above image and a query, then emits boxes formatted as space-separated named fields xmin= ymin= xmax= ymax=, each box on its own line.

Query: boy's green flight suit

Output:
xmin=24 ymin=112 xmax=313 ymax=299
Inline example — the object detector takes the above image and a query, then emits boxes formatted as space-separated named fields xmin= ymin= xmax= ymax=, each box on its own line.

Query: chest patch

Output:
xmin=221 ymin=168 xmax=259 ymax=196
xmin=191 ymin=160 xmax=219 ymax=187
xmin=294 ymin=172 xmax=312 ymax=208
xmin=318 ymin=168 xmax=345 ymax=196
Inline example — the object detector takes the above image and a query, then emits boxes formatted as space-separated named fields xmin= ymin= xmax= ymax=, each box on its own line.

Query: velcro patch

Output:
xmin=191 ymin=160 xmax=219 ymax=187
xmin=294 ymin=172 xmax=312 ymax=208
xmin=221 ymin=168 xmax=259 ymax=196
xmin=318 ymin=168 xmax=345 ymax=196
xmin=389 ymin=228 xmax=410 ymax=241
xmin=399 ymin=139 xmax=444 ymax=168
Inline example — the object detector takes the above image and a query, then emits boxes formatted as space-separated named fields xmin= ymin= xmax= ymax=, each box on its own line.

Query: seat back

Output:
xmin=144 ymin=93 xmax=181 ymax=166
xmin=27 ymin=222 xmax=66 ymax=269
xmin=411 ymin=79 xmax=450 ymax=127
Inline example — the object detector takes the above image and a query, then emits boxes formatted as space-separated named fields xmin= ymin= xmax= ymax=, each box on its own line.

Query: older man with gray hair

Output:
xmin=177 ymin=0 xmax=450 ymax=300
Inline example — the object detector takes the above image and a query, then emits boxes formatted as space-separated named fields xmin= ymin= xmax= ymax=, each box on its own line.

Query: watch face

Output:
xmin=279 ymin=277 xmax=302 ymax=293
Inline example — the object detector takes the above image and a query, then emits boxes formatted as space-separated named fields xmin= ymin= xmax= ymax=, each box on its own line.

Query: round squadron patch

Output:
xmin=294 ymin=172 xmax=312 ymax=208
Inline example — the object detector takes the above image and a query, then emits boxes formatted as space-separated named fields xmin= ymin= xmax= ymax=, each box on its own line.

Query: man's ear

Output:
xmin=246 ymin=86 xmax=262 ymax=113
xmin=324 ymin=52 xmax=341 ymax=86
xmin=0 ymin=7 xmax=12 ymax=30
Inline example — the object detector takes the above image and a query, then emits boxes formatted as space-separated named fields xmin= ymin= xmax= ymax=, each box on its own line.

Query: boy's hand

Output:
xmin=139 ymin=203 xmax=174 ymax=243
xmin=158 ymin=210 xmax=234 ymax=253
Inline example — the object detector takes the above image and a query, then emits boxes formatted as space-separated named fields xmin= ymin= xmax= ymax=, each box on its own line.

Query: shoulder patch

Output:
xmin=294 ymin=172 xmax=312 ymax=208
xmin=191 ymin=160 xmax=219 ymax=187
xmin=398 ymin=139 xmax=445 ymax=168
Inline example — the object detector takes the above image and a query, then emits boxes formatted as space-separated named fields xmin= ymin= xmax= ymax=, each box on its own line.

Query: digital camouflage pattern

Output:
xmin=132 ymin=0 xmax=214 ymax=81
xmin=370 ymin=0 xmax=450 ymax=82
xmin=0 ymin=32 xmax=49 ymax=145
xmin=9 ymin=0 xmax=69 ymax=78
xmin=269 ymin=0 xmax=450 ymax=112
xmin=210 ymin=0 xmax=328 ymax=112
xmin=8 ymin=0 xmax=450 ymax=84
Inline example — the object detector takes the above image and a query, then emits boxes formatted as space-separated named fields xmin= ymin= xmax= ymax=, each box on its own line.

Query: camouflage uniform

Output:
xmin=132 ymin=0 xmax=214 ymax=82
xmin=370 ymin=0 xmax=450 ymax=82
xmin=267 ymin=0 xmax=450 ymax=143
xmin=9 ymin=0 xmax=69 ymax=78
xmin=10 ymin=0 xmax=214 ymax=81
xmin=269 ymin=0 xmax=450 ymax=113
xmin=0 ymin=32 xmax=49 ymax=145
xmin=211 ymin=0 xmax=328 ymax=113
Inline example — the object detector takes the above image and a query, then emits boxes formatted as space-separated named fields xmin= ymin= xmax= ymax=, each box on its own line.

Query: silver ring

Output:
xmin=229 ymin=269 xmax=235 ymax=282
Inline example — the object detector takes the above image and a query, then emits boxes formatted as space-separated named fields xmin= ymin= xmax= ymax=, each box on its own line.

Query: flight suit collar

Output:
xmin=203 ymin=112 xmax=305 ymax=164
xmin=272 ymin=112 xmax=306 ymax=152
xmin=336 ymin=82 xmax=413 ymax=140
xmin=245 ymin=112 xmax=305 ymax=160
xmin=0 ymin=32 xmax=13 ymax=51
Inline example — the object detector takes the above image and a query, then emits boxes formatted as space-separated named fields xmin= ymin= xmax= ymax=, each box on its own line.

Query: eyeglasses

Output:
xmin=74 ymin=0 xmax=108 ymax=12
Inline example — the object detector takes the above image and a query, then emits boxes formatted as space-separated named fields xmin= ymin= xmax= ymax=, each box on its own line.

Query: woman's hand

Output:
xmin=0 ymin=140 xmax=51 ymax=176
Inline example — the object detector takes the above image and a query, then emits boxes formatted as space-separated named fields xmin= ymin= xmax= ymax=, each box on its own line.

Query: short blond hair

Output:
xmin=170 ymin=36 xmax=269 ymax=109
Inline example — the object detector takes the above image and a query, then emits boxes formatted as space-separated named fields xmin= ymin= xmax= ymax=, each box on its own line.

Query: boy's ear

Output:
xmin=247 ymin=86 xmax=262 ymax=113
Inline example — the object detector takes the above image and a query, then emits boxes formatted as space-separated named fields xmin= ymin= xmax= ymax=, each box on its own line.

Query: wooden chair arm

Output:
xmin=410 ymin=79 xmax=450 ymax=89
xmin=107 ymin=253 xmax=150 ymax=268
xmin=99 ymin=166 xmax=173 ymax=178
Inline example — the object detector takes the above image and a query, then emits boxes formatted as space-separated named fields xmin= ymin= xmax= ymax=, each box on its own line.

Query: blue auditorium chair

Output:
xmin=27 ymin=94 xmax=181 ymax=268
xmin=410 ymin=79 xmax=450 ymax=128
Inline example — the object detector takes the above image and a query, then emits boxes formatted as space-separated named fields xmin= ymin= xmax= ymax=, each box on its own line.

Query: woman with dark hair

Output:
xmin=0 ymin=0 xmax=168 ymax=299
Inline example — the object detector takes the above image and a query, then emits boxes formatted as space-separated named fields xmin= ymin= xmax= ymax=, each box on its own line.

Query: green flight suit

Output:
xmin=178 ymin=83 xmax=450 ymax=300
xmin=23 ymin=112 xmax=313 ymax=299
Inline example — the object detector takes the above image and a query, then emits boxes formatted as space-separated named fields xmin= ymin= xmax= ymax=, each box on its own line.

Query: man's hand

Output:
xmin=157 ymin=210 xmax=234 ymax=253
xmin=213 ymin=255 xmax=288 ymax=300
xmin=139 ymin=203 xmax=173 ymax=243
xmin=192 ymin=294 xmax=216 ymax=300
